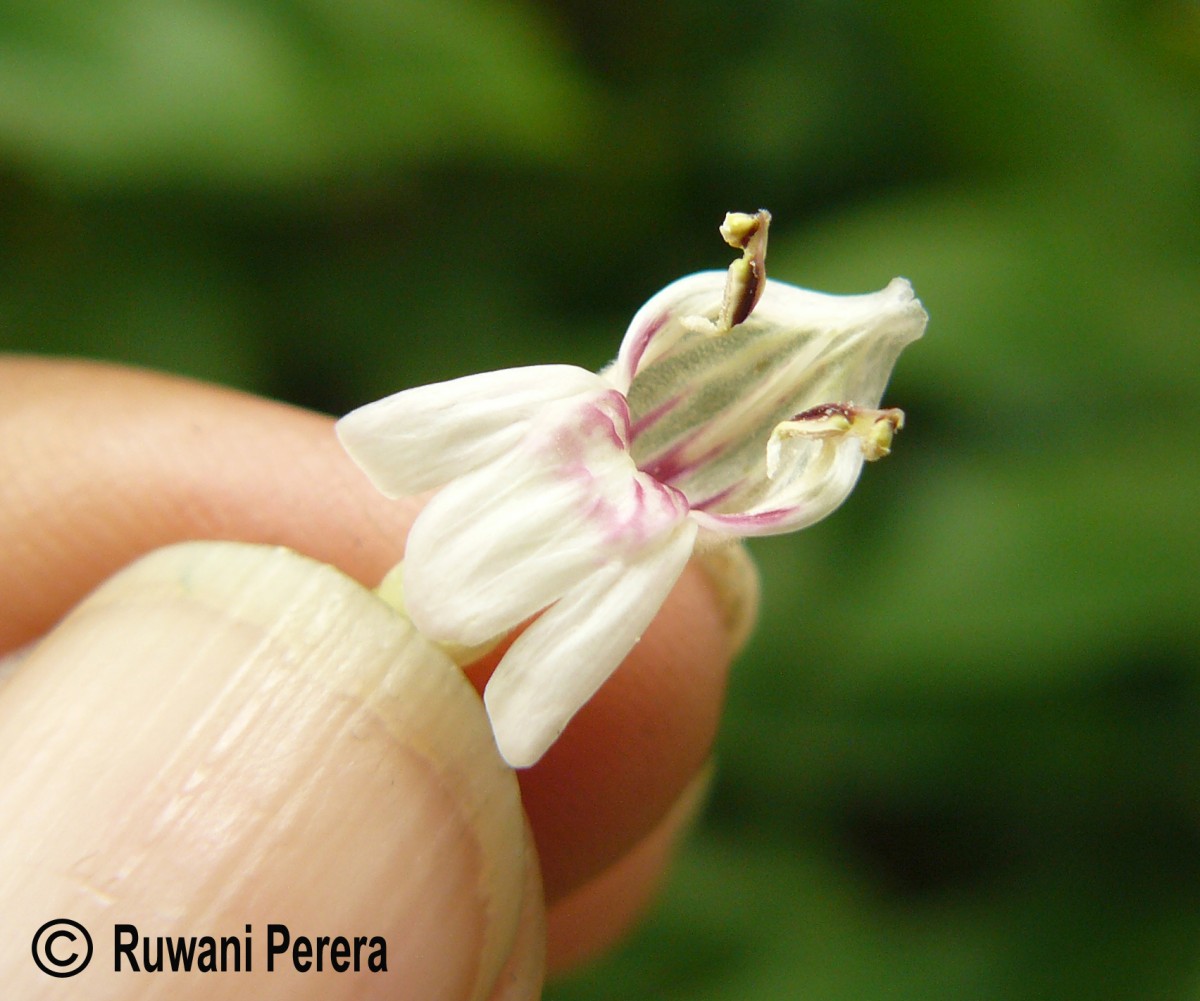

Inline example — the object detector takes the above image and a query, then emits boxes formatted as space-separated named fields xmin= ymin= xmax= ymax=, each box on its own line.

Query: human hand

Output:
xmin=0 ymin=357 xmax=744 ymax=999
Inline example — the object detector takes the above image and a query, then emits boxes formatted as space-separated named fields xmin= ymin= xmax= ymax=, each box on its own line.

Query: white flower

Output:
xmin=337 ymin=212 xmax=927 ymax=767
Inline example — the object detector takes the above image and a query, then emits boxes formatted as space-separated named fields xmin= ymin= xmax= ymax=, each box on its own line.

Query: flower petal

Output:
xmin=403 ymin=390 xmax=690 ymax=647
xmin=626 ymin=277 xmax=926 ymax=517
xmin=751 ymin=276 xmax=926 ymax=408
xmin=609 ymin=271 xmax=728 ymax=390
xmin=336 ymin=365 xmax=606 ymax=496
xmin=483 ymin=519 xmax=700 ymax=768
xmin=689 ymin=429 xmax=866 ymax=537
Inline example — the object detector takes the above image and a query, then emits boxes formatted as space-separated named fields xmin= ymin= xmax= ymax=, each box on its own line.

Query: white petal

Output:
xmin=625 ymin=276 xmax=926 ymax=521
xmin=749 ymin=276 xmax=927 ymax=408
xmin=690 ymin=432 xmax=865 ymax=537
xmin=484 ymin=520 xmax=700 ymax=768
xmin=403 ymin=390 xmax=690 ymax=647
xmin=610 ymin=271 xmax=728 ymax=389
xmin=336 ymin=365 xmax=606 ymax=496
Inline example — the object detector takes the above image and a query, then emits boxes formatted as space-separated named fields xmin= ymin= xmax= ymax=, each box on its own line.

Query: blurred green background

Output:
xmin=3 ymin=1 xmax=1199 ymax=997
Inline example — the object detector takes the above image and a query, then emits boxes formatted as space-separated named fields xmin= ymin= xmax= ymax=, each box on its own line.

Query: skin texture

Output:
xmin=0 ymin=357 xmax=735 ymax=996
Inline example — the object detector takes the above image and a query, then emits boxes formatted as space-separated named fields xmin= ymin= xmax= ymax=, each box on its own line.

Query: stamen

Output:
xmin=684 ymin=210 xmax=773 ymax=334
xmin=718 ymin=210 xmax=771 ymax=331
xmin=766 ymin=404 xmax=905 ymax=477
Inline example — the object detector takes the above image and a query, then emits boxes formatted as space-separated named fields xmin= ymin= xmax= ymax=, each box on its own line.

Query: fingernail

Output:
xmin=693 ymin=541 xmax=760 ymax=657
xmin=483 ymin=818 xmax=545 ymax=1001
xmin=0 ymin=640 xmax=32 ymax=687
xmin=0 ymin=542 xmax=527 ymax=1001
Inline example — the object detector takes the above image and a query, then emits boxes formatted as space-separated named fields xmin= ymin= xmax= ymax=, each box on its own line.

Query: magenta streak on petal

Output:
xmin=636 ymin=431 xmax=701 ymax=484
xmin=620 ymin=311 xmax=668 ymax=383
xmin=689 ymin=481 xmax=741 ymax=511
xmin=600 ymin=475 xmax=689 ymax=550
xmin=576 ymin=390 xmax=631 ymax=450
xmin=543 ymin=389 xmax=687 ymax=553
xmin=573 ymin=472 xmax=689 ymax=554
xmin=690 ymin=507 xmax=795 ymax=534
xmin=639 ymin=435 xmax=728 ymax=491
xmin=629 ymin=393 xmax=685 ymax=442
xmin=583 ymin=492 xmax=619 ymax=535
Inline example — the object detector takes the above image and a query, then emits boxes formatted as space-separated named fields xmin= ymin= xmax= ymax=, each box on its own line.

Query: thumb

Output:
xmin=0 ymin=542 xmax=540 ymax=1001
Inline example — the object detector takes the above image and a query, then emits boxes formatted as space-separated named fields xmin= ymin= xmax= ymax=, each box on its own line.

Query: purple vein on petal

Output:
xmin=578 ymin=390 xmax=631 ymax=450
xmin=636 ymin=432 xmax=701 ymax=484
xmin=630 ymin=393 xmax=686 ymax=441
xmin=620 ymin=311 xmax=668 ymax=383
xmin=639 ymin=436 xmax=728 ymax=489
xmin=689 ymin=481 xmax=741 ymax=512
xmin=692 ymin=508 xmax=795 ymax=532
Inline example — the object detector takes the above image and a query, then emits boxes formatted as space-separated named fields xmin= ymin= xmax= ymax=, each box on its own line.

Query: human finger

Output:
xmin=0 ymin=541 xmax=536 ymax=1000
xmin=0 ymin=356 xmax=748 ymax=909
xmin=544 ymin=766 xmax=710 ymax=974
